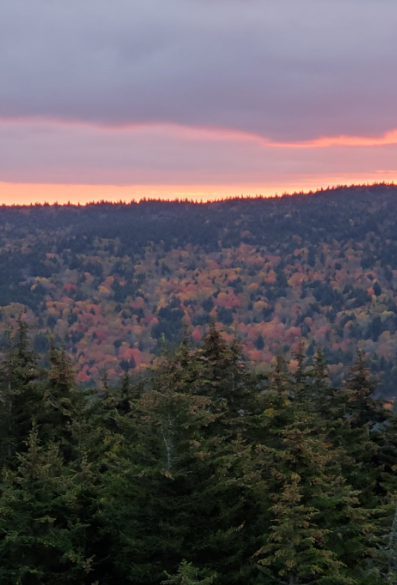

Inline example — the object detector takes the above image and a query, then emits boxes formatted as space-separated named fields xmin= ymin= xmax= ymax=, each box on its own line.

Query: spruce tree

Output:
xmin=0 ymin=318 xmax=42 ymax=464
xmin=39 ymin=346 xmax=84 ymax=453
xmin=345 ymin=351 xmax=387 ymax=430
xmin=252 ymin=355 xmax=378 ymax=584
xmin=198 ymin=322 xmax=250 ymax=414
xmin=162 ymin=560 xmax=217 ymax=585
xmin=95 ymin=340 xmax=213 ymax=583
xmin=0 ymin=428 xmax=93 ymax=584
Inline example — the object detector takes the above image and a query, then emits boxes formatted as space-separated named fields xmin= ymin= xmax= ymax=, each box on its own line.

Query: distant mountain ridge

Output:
xmin=1 ymin=183 xmax=397 ymax=395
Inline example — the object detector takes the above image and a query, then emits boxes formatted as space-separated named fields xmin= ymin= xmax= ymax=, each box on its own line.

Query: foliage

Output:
xmin=1 ymin=185 xmax=397 ymax=395
xmin=0 ymin=323 xmax=395 ymax=584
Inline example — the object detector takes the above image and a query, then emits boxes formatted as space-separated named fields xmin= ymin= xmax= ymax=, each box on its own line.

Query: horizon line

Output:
xmin=0 ymin=181 xmax=395 ymax=209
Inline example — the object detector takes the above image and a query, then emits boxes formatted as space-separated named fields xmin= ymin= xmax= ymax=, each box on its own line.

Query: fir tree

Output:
xmin=0 ymin=428 xmax=93 ymax=584
xmin=39 ymin=346 xmax=85 ymax=453
xmin=95 ymin=341 xmax=213 ymax=583
xmin=198 ymin=322 xmax=250 ymax=414
xmin=345 ymin=351 xmax=387 ymax=430
xmin=162 ymin=560 xmax=217 ymax=585
xmin=0 ymin=318 xmax=42 ymax=463
xmin=253 ymin=365 xmax=377 ymax=584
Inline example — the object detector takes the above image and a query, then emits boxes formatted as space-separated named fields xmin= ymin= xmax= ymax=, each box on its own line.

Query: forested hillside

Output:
xmin=1 ymin=183 xmax=397 ymax=395
xmin=1 ymin=320 xmax=397 ymax=584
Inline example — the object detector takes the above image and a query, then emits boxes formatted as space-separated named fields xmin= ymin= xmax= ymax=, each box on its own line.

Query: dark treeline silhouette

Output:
xmin=1 ymin=319 xmax=397 ymax=584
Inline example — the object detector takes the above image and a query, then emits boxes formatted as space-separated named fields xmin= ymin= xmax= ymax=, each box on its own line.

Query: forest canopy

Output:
xmin=1 ymin=320 xmax=397 ymax=584
xmin=0 ymin=183 xmax=397 ymax=394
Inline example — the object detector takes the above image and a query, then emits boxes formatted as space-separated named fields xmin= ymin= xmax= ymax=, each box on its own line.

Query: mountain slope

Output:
xmin=1 ymin=183 xmax=397 ymax=395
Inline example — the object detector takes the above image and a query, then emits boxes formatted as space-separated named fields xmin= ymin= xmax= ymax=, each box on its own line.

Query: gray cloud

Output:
xmin=0 ymin=0 xmax=396 ymax=142
xmin=1 ymin=120 xmax=396 ymax=185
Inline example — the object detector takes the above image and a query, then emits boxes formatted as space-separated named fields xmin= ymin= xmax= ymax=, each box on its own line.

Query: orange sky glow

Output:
xmin=1 ymin=174 xmax=397 ymax=206
xmin=2 ymin=118 xmax=397 ymax=204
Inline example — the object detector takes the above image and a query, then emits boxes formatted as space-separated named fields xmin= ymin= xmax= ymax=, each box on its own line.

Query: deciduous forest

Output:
xmin=0 ymin=184 xmax=397 ymax=394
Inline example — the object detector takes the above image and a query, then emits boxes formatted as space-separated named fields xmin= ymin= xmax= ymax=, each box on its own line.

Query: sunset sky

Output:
xmin=1 ymin=0 xmax=397 ymax=204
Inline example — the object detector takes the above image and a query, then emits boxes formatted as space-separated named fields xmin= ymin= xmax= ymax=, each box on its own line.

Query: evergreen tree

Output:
xmin=0 ymin=428 xmax=93 ymax=584
xmin=198 ymin=322 xmax=250 ymax=414
xmin=162 ymin=561 xmax=217 ymax=585
xmin=39 ymin=346 xmax=86 ymax=455
xmin=0 ymin=318 xmax=42 ymax=464
xmin=252 ymin=358 xmax=378 ymax=584
xmin=0 ymin=324 xmax=393 ymax=584
xmin=95 ymin=340 xmax=213 ymax=583
xmin=372 ymin=414 xmax=397 ymax=583
xmin=345 ymin=351 xmax=387 ymax=430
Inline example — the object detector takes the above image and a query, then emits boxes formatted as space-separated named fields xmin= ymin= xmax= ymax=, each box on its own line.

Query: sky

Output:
xmin=1 ymin=0 xmax=397 ymax=204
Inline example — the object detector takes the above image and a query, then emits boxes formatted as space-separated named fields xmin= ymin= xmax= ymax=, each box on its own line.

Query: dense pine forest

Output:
xmin=1 ymin=318 xmax=397 ymax=584
xmin=0 ymin=184 xmax=397 ymax=394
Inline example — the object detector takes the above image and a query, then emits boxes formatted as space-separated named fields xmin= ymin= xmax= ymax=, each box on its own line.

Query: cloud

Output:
xmin=1 ymin=0 xmax=396 ymax=142
xmin=1 ymin=120 xmax=397 ymax=186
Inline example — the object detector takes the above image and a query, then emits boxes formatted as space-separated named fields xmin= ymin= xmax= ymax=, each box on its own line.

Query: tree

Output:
xmin=373 ymin=281 xmax=382 ymax=296
xmin=198 ymin=323 xmax=253 ymax=417
xmin=0 ymin=318 xmax=42 ymax=464
xmin=0 ymin=428 xmax=93 ymax=584
xmin=95 ymin=340 xmax=215 ymax=583
xmin=345 ymin=352 xmax=387 ymax=430
xmin=253 ymin=403 xmax=375 ymax=584
xmin=162 ymin=561 xmax=217 ymax=585
xmin=39 ymin=346 xmax=86 ymax=454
